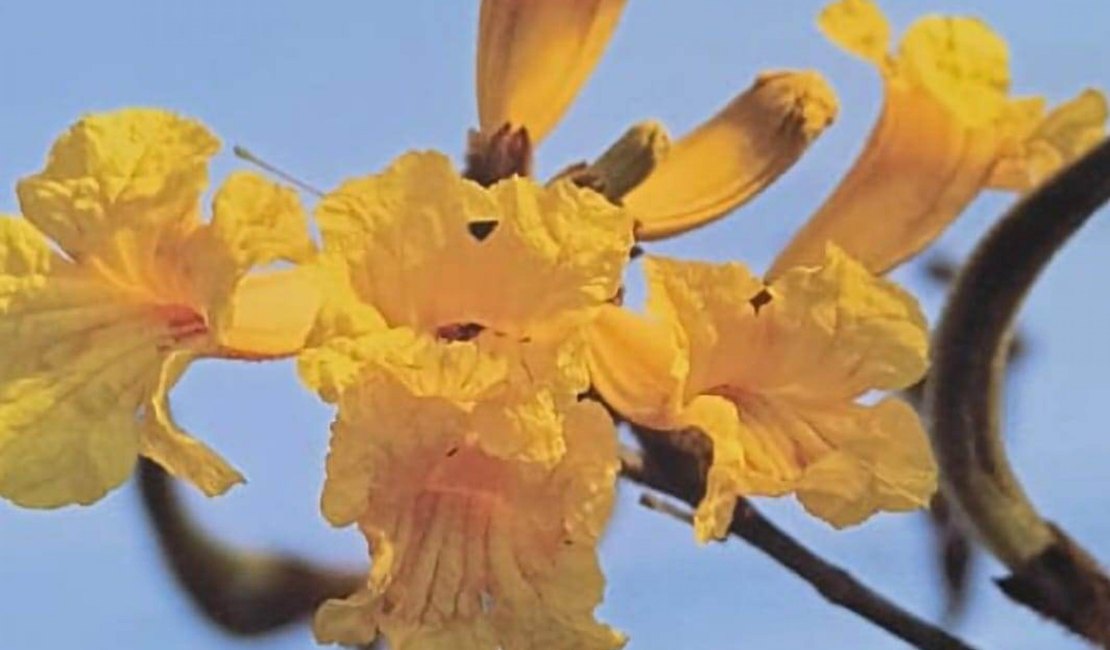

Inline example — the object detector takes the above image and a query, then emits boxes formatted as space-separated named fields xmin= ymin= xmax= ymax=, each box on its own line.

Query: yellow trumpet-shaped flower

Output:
xmin=768 ymin=0 xmax=1107 ymax=277
xmin=0 ymin=109 xmax=320 ymax=508
xmin=313 ymin=352 xmax=624 ymax=649
xmin=589 ymin=247 xmax=936 ymax=541
xmin=299 ymin=151 xmax=632 ymax=464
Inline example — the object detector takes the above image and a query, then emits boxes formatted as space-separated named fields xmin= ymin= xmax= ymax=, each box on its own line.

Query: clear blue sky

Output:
xmin=2 ymin=2 xmax=1109 ymax=648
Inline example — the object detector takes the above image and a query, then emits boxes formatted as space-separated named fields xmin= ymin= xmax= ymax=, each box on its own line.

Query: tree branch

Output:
xmin=620 ymin=445 xmax=977 ymax=650
xmin=137 ymin=460 xmax=365 ymax=638
xmin=926 ymin=138 xmax=1110 ymax=645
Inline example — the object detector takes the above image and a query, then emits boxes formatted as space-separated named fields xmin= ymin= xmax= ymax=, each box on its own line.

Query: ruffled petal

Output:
xmin=816 ymin=0 xmax=890 ymax=65
xmin=988 ymin=89 xmax=1109 ymax=191
xmin=629 ymin=71 xmax=838 ymax=240
xmin=760 ymin=245 xmax=929 ymax=399
xmin=795 ymin=398 xmax=937 ymax=527
xmin=16 ymin=108 xmax=217 ymax=261
xmin=477 ymin=0 xmax=627 ymax=143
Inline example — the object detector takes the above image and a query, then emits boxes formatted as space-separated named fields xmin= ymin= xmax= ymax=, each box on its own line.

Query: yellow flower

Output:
xmin=475 ymin=0 xmax=840 ymax=238
xmin=0 ymin=109 xmax=320 ymax=508
xmin=589 ymin=247 xmax=935 ymax=541
xmin=299 ymin=151 xmax=632 ymax=464
xmin=313 ymin=352 xmax=624 ymax=649
xmin=768 ymin=0 xmax=1107 ymax=276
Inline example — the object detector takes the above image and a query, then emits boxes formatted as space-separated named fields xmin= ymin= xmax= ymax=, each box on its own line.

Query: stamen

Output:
xmin=233 ymin=145 xmax=325 ymax=197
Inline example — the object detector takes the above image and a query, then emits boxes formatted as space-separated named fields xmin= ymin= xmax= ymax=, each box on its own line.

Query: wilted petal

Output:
xmin=628 ymin=71 xmax=838 ymax=240
xmin=477 ymin=0 xmax=627 ymax=143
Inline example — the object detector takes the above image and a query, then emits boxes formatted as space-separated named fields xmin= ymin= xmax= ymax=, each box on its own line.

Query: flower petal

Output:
xmin=629 ymin=71 xmax=838 ymax=240
xmin=988 ymin=89 xmax=1109 ymax=191
xmin=17 ymin=108 xmax=218 ymax=261
xmin=679 ymin=394 xmax=751 ymax=542
xmin=585 ymin=304 xmax=687 ymax=428
xmin=216 ymin=267 xmax=322 ymax=358
xmin=817 ymin=0 xmax=890 ymax=65
xmin=205 ymin=171 xmax=316 ymax=269
xmin=770 ymin=7 xmax=1007 ymax=275
xmin=795 ymin=397 xmax=937 ymax=527
xmin=139 ymin=352 xmax=243 ymax=496
xmin=0 ymin=261 xmax=164 ymax=506
xmin=763 ymin=245 xmax=929 ymax=398
xmin=477 ymin=0 xmax=627 ymax=143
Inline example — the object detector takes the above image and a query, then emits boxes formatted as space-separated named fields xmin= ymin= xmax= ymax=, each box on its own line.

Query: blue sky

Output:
xmin=2 ymin=1 xmax=1109 ymax=648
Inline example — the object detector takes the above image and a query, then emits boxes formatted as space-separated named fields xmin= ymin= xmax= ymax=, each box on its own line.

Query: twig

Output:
xmin=926 ymin=137 xmax=1110 ymax=645
xmin=136 ymin=460 xmax=364 ymax=637
xmin=620 ymin=446 xmax=977 ymax=650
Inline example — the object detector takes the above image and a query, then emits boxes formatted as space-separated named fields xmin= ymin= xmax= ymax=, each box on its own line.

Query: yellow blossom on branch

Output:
xmin=768 ymin=0 xmax=1108 ymax=276
xmin=589 ymin=247 xmax=935 ymax=541
xmin=313 ymin=348 xmax=623 ymax=649
xmin=0 ymin=109 xmax=320 ymax=508
xmin=299 ymin=151 xmax=632 ymax=464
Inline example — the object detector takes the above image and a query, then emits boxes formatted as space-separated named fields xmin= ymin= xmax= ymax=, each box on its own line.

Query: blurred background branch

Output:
xmin=905 ymin=255 xmax=1031 ymax=622
xmin=927 ymin=138 xmax=1110 ymax=645
xmin=137 ymin=460 xmax=368 ymax=641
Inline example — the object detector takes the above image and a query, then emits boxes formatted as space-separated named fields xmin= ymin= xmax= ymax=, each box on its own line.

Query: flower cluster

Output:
xmin=0 ymin=0 xmax=1103 ymax=648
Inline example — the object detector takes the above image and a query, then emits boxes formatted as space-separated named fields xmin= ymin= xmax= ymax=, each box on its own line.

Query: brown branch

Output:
xmin=136 ymin=460 xmax=365 ymax=638
xmin=926 ymin=138 xmax=1110 ymax=645
xmin=620 ymin=445 xmax=977 ymax=650
xmin=906 ymin=254 xmax=1032 ymax=622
